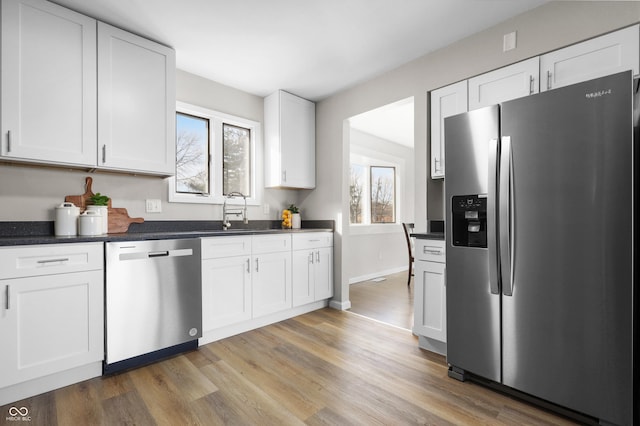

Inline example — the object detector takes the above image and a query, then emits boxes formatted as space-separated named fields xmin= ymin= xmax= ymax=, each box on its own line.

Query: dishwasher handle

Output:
xmin=119 ymin=248 xmax=194 ymax=261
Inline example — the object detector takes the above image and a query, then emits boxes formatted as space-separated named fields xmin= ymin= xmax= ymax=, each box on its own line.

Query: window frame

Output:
xmin=169 ymin=101 xmax=262 ymax=206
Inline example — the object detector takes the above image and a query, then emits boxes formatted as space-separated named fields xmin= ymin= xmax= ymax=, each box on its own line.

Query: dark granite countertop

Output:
xmin=411 ymin=232 xmax=445 ymax=240
xmin=0 ymin=220 xmax=334 ymax=247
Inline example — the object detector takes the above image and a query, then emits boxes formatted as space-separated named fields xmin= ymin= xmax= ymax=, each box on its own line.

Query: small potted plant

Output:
xmin=288 ymin=204 xmax=301 ymax=229
xmin=87 ymin=192 xmax=110 ymax=234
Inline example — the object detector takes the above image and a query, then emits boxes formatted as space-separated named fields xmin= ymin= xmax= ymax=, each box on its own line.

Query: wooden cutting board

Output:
xmin=65 ymin=176 xmax=112 ymax=211
xmin=108 ymin=207 xmax=144 ymax=234
xmin=65 ymin=176 xmax=144 ymax=233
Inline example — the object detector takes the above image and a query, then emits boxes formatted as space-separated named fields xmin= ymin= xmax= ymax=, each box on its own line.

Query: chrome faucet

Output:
xmin=222 ymin=192 xmax=248 ymax=230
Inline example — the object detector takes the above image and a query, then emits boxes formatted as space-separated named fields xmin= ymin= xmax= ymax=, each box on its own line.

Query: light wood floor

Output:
xmin=348 ymin=271 xmax=413 ymax=330
xmin=1 ymin=308 xmax=578 ymax=425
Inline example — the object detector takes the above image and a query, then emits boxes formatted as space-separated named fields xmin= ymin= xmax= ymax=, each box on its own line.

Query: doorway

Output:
xmin=346 ymin=97 xmax=415 ymax=330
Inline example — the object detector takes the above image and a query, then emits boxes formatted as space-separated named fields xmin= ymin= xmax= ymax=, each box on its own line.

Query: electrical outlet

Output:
xmin=145 ymin=199 xmax=162 ymax=213
xmin=263 ymin=203 xmax=270 ymax=215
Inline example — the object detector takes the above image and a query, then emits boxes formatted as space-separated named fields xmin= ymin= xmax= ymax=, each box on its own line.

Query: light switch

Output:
xmin=503 ymin=31 xmax=517 ymax=52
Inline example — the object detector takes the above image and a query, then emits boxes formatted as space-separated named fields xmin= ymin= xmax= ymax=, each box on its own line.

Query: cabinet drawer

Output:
xmin=252 ymin=234 xmax=291 ymax=254
xmin=292 ymin=232 xmax=333 ymax=250
xmin=201 ymin=236 xmax=251 ymax=259
xmin=415 ymin=239 xmax=445 ymax=263
xmin=0 ymin=243 xmax=104 ymax=279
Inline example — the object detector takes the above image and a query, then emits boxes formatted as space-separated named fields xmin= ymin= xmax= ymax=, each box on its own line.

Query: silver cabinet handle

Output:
xmin=309 ymin=252 xmax=314 ymax=264
xmin=6 ymin=285 xmax=10 ymax=310
xmin=315 ymin=250 xmax=320 ymax=263
xmin=7 ymin=130 xmax=12 ymax=153
xmin=255 ymin=258 xmax=259 ymax=272
xmin=102 ymin=144 xmax=106 ymax=163
xmin=529 ymin=75 xmax=534 ymax=95
xmin=37 ymin=258 xmax=70 ymax=264
xmin=546 ymin=70 xmax=552 ymax=91
xmin=246 ymin=258 xmax=250 ymax=273
xmin=423 ymin=247 xmax=443 ymax=255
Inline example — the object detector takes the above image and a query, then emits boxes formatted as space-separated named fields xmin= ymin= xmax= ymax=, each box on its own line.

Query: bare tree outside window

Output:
xmin=370 ymin=166 xmax=395 ymax=223
xmin=350 ymin=164 xmax=365 ymax=223
xmin=176 ymin=112 xmax=209 ymax=194
xmin=223 ymin=123 xmax=251 ymax=196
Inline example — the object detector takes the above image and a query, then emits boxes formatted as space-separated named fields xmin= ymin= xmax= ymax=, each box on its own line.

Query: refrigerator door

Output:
xmin=444 ymin=105 xmax=501 ymax=382
xmin=500 ymin=71 xmax=633 ymax=425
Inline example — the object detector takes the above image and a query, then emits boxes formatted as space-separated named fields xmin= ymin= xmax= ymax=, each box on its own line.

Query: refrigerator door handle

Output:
xmin=499 ymin=136 xmax=514 ymax=296
xmin=488 ymin=138 xmax=500 ymax=295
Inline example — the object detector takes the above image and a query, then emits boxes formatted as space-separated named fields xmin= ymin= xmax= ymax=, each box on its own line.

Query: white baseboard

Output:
xmin=199 ymin=300 xmax=328 ymax=345
xmin=348 ymin=266 xmax=408 ymax=284
xmin=329 ymin=299 xmax=351 ymax=310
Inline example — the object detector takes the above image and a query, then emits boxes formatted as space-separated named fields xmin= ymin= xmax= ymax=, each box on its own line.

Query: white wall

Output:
xmin=0 ymin=69 xmax=298 ymax=222
xmin=301 ymin=1 xmax=640 ymax=308
xmin=347 ymin=129 xmax=414 ymax=282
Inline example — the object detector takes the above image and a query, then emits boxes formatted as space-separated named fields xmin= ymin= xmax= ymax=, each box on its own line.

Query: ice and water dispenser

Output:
xmin=451 ymin=195 xmax=487 ymax=248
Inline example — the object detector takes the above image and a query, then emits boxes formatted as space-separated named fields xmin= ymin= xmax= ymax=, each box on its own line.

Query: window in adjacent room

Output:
xmin=170 ymin=102 xmax=261 ymax=205
xmin=349 ymin=162 xmax=396 ymax=225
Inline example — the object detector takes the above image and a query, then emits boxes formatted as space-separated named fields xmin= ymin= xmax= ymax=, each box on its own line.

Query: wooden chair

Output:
xmin=402 ymin=223 xmax=415 ymax=286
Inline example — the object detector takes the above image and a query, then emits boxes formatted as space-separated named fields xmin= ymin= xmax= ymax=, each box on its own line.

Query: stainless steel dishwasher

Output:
xmin=104 ymin=238 xmax=202 ymax=373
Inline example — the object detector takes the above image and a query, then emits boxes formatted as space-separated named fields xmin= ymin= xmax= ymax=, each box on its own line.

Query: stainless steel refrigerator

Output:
xmin=444 ymin=70 xmax=637 ymax=425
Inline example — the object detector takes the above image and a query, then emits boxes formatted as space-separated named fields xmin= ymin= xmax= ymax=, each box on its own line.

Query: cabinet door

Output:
xmin=265 ymin=91 xmax=316 ymax=189
xmin=202 ymin=256 xmax=252 ymax=330
xmin=1 ymin=0 xmax=97 ymax=166
xmin=292 ymin=250 xmax=314 ymax=307
xmin=413 ymin=260 xmax=446 ymax=342
xmin=540 ymin=25 xmax=639 ymax=92
xmin=280 ymin=92 xmax=315 ymax=188
xmin=0 ymin=270 xmax=104 ymax=388
xmin=97 ymin=22 xmax=176 ymax=175
xmin=252 ymin=252 xmax=292 ymax=317
xmin=313 ymin=247 xmax=333 ymax=301
xmin=468 ymin=57 xmax=539 ymax=110
xmin=430 ymin=81 xmax=467 ymax=179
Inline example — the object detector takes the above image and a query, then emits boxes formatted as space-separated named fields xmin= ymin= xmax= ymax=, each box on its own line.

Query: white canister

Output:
xmin=291 ymin=213 xmax=301 ymax=229
xmin=78 ymin=210 xmax=103 ymax=236
xmin=54 ymin=202 xmax=80 ymax=236
xmin=86 ymin=205 xmax=109 ymax=234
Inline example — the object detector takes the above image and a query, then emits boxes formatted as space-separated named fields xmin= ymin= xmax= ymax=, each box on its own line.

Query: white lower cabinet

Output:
xmin=252 ymin=250 xmax=292 ymax=317
xmin=292 ymin=232 xmax=333 ymax=306
xmin=0 ymin=243 xmax=104 ymax=405
xmin=413 ymin=239 xmax=447 ymax=355
xmin=202 ymin=255 xmax=252 ymax=329
xmin=200 ymin=231 xmax=333 ymax=344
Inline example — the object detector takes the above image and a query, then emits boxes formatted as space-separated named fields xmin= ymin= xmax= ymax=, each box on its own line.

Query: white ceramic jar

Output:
xmin=86 ymin=205 xmax=109 ymax=234
xmin=78 ymin=210 xmax=103 ymax=236
xmin=54 ymin=202 xmax=80 ymax=236
xmin=291 ymin=213 xmax=301 ymax=229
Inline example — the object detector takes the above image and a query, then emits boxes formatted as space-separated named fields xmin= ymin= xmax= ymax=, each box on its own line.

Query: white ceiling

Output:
xmin=51 ymin=0 xmax=549 ymax=102
xmin=350 ymin=97 xmax=415 ymax=147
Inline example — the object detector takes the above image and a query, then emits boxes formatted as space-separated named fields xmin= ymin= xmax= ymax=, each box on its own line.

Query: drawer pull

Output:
xmin=5 ymin=285 xmax=9 ymax=310
xmin=423 ymin=248 xmax=444 ymax=255
xmin=37 ymin=258 xmax=70 ymax=264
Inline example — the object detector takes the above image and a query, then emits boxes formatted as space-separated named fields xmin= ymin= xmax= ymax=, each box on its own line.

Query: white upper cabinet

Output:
xmin=430 ymin=81 xmax=467 ymax=179
xmin=1 ymin=0 xmax=176 ymax=176
xmin=265 ymin=90 xmax=316 ymax=189
xmin=1 ymin=0 xmax=97 ymax=166
xmin=97 ymin=22 xmax=176 ymax=175
xmin=540 ymin=25 xmax=639 ymax=92
xmin=468 ymin=57 xmax=540 ymax=110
